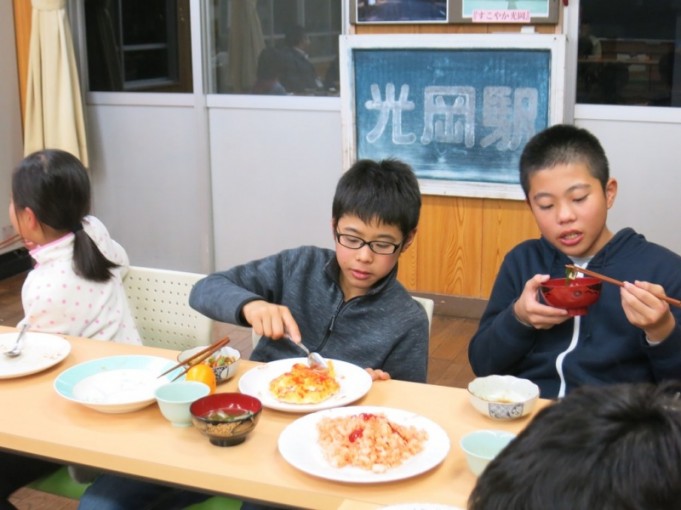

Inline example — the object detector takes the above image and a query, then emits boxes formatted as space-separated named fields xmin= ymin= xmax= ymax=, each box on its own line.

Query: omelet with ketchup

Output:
xmin=269 ymin=361 xmax=339 ymax=404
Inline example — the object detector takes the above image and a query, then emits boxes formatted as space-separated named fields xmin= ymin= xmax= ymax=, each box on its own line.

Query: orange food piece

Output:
xmin=186 ymin=364 xmax=217 ymax=394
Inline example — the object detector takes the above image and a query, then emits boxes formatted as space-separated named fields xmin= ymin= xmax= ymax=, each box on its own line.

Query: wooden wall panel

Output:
xmin=356 ymin=18 xmax=557 ymax=299
xmin=480 ymin=199 xmax=539 ymax=296
xmin=354 ymin=23 xmax=558 ymax=36
xmin=12 ymin=0 xmax=31 ymax=126
xmin=398 ymin=195 xmax=539 ymax=299
xmin=396 ymin=233 xmax=419 ymax=290
xmin=417 ymin=195 xmax=484 ymax=296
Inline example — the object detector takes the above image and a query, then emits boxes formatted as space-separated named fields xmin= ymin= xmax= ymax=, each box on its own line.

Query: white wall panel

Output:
xmin=209 ymin=106 xmax=343 ymax=269
xmin=87 ymin=103 xmax=211 ymax=272
xmin=577 ymin=116 xmax=681 ymax=255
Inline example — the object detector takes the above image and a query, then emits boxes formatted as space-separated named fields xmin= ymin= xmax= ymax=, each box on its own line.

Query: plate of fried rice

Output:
xmin=278 ymin=406 xmax=450 ymax=483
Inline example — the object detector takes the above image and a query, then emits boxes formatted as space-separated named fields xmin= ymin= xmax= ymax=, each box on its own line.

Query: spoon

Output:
xmin=4 ymin=323 xmax=30 ymax=358
xmin=285 ymin=334 xmax=327 ymax=369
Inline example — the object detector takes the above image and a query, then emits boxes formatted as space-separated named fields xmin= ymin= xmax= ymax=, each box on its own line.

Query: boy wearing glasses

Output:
xmin=190 ymin=158 xmax=428 ymax=382
xmin=82 ymin=159 xmax=427 ymax=510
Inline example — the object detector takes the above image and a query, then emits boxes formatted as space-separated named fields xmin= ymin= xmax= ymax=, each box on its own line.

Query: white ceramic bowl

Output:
xmin=177 ymin=345 xmax=241 ymax=384
xmin=155 ymin=381 xmax=211 ymax=427
xmin=468 ymin=375 xmax=539 ymax=420
xmin=460 ymin=429 xmax=516 ymax=476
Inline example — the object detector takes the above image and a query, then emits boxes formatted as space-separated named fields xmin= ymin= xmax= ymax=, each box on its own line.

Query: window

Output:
xmin=578 ymin=1 xmax=680 ymax=107
xmin=208 ymin=0 xmax=342 ymax=95
xmin=82 ymin=0 xmax=341 ymax=96
xmin=84 ymin=0 xmax=193 ymax=92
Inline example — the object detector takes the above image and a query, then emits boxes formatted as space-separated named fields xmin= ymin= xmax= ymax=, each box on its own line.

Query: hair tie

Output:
xmin=72 ymin=222 xmax=83 ymax=233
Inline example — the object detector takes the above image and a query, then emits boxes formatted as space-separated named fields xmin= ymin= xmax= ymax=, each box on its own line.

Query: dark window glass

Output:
xmin=121 ymin=1 xmax=168 ymax=45
xmin=84 ymin=0 xmax=192 ymax=92
xmin=578 ymin=1 xmax=680 ymax=107
xmin=123 ymin=49 xmax=170 ymax=82
xmin=209 ymin=0 xmax=342 ymax=96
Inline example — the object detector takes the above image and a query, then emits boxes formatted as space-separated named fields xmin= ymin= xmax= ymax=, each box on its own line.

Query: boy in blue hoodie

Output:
xmin=469 ymin=124 xmax=681 ymax=398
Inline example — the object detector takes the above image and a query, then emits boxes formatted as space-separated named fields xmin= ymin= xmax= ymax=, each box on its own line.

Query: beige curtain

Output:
xmin=24 ymin=0 xmax=89 ymax=166
xmin=228 ymin=0 xmax=265 ymax=93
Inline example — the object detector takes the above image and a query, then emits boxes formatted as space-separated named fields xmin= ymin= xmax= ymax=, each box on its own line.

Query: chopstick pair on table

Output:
xmin=158 ymin=336 xmax=230 ymax=381
xmin=565 ymin=264 xmax=681 ymax=308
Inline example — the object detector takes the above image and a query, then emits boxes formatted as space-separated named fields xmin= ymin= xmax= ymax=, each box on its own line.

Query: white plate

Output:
xmin=278 ymin=406 xmax=450 ymax=483
xmin=54 ymin=355 xmax=182 ymax=413
xmin=0 ymin=332 xmax=71 ymax=379
xmin=238 ymin=357 xmax=372 ymax=413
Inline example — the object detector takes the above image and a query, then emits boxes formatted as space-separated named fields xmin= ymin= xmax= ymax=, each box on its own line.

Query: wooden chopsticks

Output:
xmin=158 ymin=336 xmax=231 ymax=381
xmin=565 ymin=264 xmax=681 ymax=308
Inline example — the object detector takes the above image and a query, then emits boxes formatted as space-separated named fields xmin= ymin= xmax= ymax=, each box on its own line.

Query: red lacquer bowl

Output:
xmin=540 ymin=277 xmax=602 ymax=316
xmin=190 ymin=393 xmax=262 ymax=447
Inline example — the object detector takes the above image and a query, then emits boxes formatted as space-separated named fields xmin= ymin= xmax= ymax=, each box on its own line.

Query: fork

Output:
xmin=4 ymin=323 xmax=30 ymax=358
xmin=285 ymin=334 xmax=327 ymax=369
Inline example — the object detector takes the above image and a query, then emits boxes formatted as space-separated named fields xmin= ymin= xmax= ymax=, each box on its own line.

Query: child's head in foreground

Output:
xmin=11 ymin=149 xmax=91 ymax=236
xmin=468 ymin=380 xmax=681 ymax=510
xmin=331 ymin=158 xmax=421 ymax=299
xmin=10 ymin=149 xmax=116 ymax=282
xmin=519 ymin=124 xmax=618 ymax=259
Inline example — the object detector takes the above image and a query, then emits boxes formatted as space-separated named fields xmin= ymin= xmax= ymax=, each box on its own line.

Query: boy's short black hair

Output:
xmin=332 ymin=159 xmax=421 ymax=238
xmin=519 ymin=124 xmax=610 ymax=197
xmin=284 ymin=25 xmax=308 ymax=47
xmin=469 ymin=381 xmax=681 ymax=510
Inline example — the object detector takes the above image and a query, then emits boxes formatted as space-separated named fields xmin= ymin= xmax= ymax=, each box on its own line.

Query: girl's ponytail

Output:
xmin=72 ymin=226 xmax=119 ymax=282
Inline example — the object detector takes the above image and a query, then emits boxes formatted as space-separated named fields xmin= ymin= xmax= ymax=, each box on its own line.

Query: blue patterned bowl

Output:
xmin=467 ymin=375 xmax=539 ymax=421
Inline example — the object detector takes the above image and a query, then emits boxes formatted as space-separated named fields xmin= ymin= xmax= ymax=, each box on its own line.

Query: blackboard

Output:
xmin=340 ymin=34 xmax=567 ymax=199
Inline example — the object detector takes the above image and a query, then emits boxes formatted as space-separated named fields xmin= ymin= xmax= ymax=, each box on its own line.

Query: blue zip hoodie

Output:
xmin=189 ymin=246 xmax=429 ymax=382
xmin=469 ymin=228 xmax=681 ymax=398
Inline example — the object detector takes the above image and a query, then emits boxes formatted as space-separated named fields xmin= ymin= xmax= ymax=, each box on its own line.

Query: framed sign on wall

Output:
xmin=350 ymin=0 xmax=560 ymax=25
xmin=452 ymin=0 xmax=560 ymax=24
xmin=339 ymin=34 xmax=567 ymax=199
xmin=351 ymin=0 xmax=449 ymax=24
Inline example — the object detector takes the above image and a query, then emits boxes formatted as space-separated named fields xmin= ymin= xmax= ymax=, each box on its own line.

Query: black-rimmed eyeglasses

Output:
xmin=335 ymin=232 xmax=402 ymax=255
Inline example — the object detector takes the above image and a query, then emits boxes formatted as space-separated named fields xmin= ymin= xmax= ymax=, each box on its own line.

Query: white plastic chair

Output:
xmin=412 ymin=295 xmax=434 ymax=334
xmin=123 ymin=266 xmax=213 ymax=350
xmin=250 ymin=295 xmax=435 ymax=349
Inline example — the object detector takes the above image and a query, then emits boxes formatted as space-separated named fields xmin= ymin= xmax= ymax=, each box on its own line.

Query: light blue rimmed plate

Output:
xmin=54 ymin=355 xmax=182 ymax=414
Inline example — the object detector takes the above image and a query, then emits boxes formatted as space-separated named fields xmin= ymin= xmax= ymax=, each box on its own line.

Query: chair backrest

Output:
xmin=412 ymin=295 xmax=434 ymax=335
xmin=123 ymin=266 xmax=213 ymax=350
xmin=250 ymin=295 xmax=435 ymax=350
